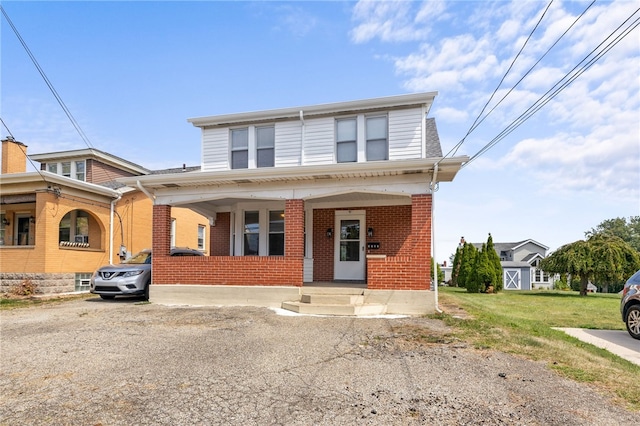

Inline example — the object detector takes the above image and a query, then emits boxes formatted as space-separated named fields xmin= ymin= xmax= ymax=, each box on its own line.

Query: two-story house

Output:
xmin=473 ymin=239 xmax=553 ymax=290
xmin=0 ymin=138 xmax=209 ymax=295
xmin=120 ymin=92 xmax=469 ymax=314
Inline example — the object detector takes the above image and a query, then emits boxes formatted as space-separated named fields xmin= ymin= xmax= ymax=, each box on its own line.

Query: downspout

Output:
xmin=430 ymin=163 xmax=442 ymax=313
xmin=109 ymin=194 xmax=122 ymax=265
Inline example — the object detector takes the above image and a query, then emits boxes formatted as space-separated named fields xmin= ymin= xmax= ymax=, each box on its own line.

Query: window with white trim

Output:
xmin=231 ymin=128 xmax=249 ymax=169
xmin=268 ymin=210 xmax=284 ymax=256
xmin=256 ymin=126 xmax=275 ymax=168
xmin=61 ymin=162 xmax=71 ymax=178
xmin=336 ymin=118 xmax=357 ymax=163
xmin=75 ymin=160 xmax=86 ymax=181
xmin=244 ymin=211 xmax=259 ymax=255
xmin=47 ymin=163 xmax=57 ymax=174
xmin=366 ymin=115 xmax=388 ymax=161
xmin=197 ymin=224 xmax=206 ymax=251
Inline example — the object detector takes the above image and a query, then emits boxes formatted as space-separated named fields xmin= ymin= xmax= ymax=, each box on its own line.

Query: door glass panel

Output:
xmin=339 ymin=220 xmax=360 ymax=262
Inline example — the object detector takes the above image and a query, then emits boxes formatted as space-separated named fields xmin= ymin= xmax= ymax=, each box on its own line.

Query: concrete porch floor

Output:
xmin=150 ymin=283 xmax=435 ymax=316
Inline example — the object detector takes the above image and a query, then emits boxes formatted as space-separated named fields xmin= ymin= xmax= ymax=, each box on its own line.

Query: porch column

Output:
xmin=284 ymin=199 xmax=304 ymax=258
xmin=411 ymin=194 xmax=432 ymax=289
xmin=152 ymin=204 xmax=171 ymax=257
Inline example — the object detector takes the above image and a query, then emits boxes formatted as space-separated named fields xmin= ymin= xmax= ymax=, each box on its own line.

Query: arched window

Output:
xmin=59 ymin=210 xmax=99 ymax=248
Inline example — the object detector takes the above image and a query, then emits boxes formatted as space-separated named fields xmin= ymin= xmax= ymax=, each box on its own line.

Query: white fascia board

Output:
xmin=0 ymin=171 xmax=120 ymax=198
xmin=512 ymin=239 xmax=550 ymax=251
xmin=29 ymin=149 xmax=150 ymax=175
xmin=188 ymin=92 xmax=438 ymax=128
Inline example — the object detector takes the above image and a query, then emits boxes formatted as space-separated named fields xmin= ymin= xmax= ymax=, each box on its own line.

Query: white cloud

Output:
xmin=350 ymin=0 xmax=447 ymax=43
xmin=273 ymin=4 xmax=318 ymax=38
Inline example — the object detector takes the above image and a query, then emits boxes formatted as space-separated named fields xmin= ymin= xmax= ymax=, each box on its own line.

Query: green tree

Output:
xmin=585 ymin=216 xmax=640 ymax=253
xmin=470 ymin=243 xmax=494 ymax=293
xmin=458 ymin=242 xmax=477 ymax=290
xmin=540 ymin=234 xmax=640 ymax=296
xmin=431 ymin=258 xmax=444 ymax=284
xmin=485 ymin=233 xmax=503 ymax=291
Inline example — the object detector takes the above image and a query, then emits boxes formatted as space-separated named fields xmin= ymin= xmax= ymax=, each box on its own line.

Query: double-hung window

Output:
xmin=243 ymin=211 xmax=259 ymax=255
xmin=61 ymin=162 xmax=71 ymax=178
xmin=47 ymin=163 xmax=58 ymax=174
xmin=75 ymin=161 xmax=86 ymax=181
xmin=268 ymin=210 xmax=284 ymax=256
xmin=336 ymin=118 xmax=357 ymax=163
xmin=231 ymin=128 xmax=249 ymax=169
xmin=366 ymin=115 xmax=388 ymax=161
xmin=197 ymin=225 xmax=206 ymax=251
xmin=256 ymin=126 xmax=275 ymax=168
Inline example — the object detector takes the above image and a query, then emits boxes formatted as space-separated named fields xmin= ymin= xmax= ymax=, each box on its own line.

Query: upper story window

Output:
xmin=61 ymin=162 xmax=71 ymax=178
xmin=256 ymin=126 xmax=275 ymax=168
xmin=336 ymin=118 xmax=357 ymax=163
xmin=75 ymin=161 xmax=85 ymax=181
xmin=47 ymin=160 xmax=86 ymax=181
xmin=366 ymin=115 xmax=388 ymax=161
xmin=231 ymin=128 xmax=249 ymax=169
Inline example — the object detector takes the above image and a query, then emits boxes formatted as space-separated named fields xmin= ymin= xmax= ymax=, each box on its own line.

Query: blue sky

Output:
xmin=1 ymin=0 xmax=638 ymax=262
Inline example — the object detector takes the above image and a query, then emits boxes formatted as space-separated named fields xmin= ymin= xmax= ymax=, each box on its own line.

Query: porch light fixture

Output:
xmin=326 ymin=228 xmax=333 ymax=238
xmin=367 ymin=227 xmax=374 ymax=237
xmin=1 ymin=218 xmax=9 ymax=226
xmin=29 ymin=216 xmax=35 ymax=223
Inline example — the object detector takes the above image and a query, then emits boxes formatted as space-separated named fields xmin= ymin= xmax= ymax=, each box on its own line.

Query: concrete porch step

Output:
xmin=281 ymin=300 xmax=387 ymax=316
xmin=300 ymin=294 xmax=364 ymax=304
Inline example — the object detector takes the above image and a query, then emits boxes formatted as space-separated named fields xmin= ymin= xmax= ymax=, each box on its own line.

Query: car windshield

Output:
xmin=123 ymin=251 xmax=151 ymax=265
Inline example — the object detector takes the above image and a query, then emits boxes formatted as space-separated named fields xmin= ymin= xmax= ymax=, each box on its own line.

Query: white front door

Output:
xmin=334 ymin=211 xmax=366 ymax=281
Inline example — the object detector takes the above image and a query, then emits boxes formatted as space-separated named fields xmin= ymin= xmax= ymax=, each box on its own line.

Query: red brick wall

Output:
xmin=152 ymin=204 xmax=171 ymax=257
xmin=285 ymin=199 xmax=304 ymax=258
xmin=367 ymin=195 xmax=432 ymax=290
xmin=152 ymin=256 xmax=303 ymax=286
xmin=210 ymin=212 xmax=230 ymax=256
xmin=313 ymin=205 xmax=412 ymax=281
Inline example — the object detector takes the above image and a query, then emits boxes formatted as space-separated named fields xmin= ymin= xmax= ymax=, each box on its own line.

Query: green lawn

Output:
xmin=436 ymin=287 xmax=639 ymax=410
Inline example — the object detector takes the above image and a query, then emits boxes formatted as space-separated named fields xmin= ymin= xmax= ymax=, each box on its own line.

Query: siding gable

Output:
xmin=202 ymin=128 xmax=229 ymax=171
xmin=389 ymin=108 xmax=423 ymax=160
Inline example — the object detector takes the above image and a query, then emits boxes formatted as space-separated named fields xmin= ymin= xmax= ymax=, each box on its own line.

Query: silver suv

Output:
xmin=620 ymin=269 xmax=640 ymax=340
xmin=90 ymin=248 xmax=203 ymax=300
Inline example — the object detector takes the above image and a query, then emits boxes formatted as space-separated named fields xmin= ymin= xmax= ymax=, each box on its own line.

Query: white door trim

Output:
xmin=334 ymin=210 xmax=366 ymax=281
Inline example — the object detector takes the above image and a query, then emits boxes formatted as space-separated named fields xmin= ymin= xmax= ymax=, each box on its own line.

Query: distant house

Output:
xmin=473 ymin=239 xmax=553 ymax=290
xmin=0 ymin=138 xmax=208 ymax=295
xmin=119 ymin=92 xmax=469 ymax=314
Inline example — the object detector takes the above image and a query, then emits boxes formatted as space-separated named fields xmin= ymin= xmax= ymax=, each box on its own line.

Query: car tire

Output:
xmin=625 ymin=305 xmax=640 ymax=340
xmin=100 ymin=294 xmax=115 ymax=300
xmin=143 ymin=282 xmax=150 ymax=301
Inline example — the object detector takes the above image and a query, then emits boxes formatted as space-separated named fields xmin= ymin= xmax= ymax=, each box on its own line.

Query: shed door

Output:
xmin=504 ymin=269 xmax=521 ymax=290
xmin=334 ymin=211 xmax=366 ymax=281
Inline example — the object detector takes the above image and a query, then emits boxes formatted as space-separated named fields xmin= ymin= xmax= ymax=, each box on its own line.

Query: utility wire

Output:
xmin=463 ymin=8 xmax=640 ymax=167
xmin=443 ymin=0 xmax=555 ymax=161
xmin=1 ymin=5 xmax=94 ymax=150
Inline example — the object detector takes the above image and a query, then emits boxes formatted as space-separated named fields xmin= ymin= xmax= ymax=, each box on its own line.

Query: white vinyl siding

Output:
xmin=303 ymin=117 xmax=334 ymax=165
xmin=274 ymin=121 xmax=301 ymax=167
xmin=202 ymin=128 xmax=229 ymax=171
xmin=389 ymin=108 xmax=424 ymax=160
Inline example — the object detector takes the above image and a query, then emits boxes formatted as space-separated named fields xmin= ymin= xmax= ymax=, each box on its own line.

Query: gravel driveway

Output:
xmin=1 ymin=297 xmax=638 ymax=425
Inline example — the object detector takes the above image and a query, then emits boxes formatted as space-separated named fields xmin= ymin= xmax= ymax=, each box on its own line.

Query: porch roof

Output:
xmin=117 ymin=157 xmax=468 ymax=191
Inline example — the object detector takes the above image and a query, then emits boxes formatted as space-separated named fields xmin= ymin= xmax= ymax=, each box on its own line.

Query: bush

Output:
xmin=9 ymin=279 xmax=38 ymax=297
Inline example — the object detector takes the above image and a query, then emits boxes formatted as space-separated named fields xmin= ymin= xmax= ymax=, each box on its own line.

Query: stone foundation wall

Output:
xmin=0 ymin=273 xmax=77 ymax=295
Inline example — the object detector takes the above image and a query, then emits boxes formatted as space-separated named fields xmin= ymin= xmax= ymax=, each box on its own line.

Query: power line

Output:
xmin=463 ymin=7 xmax=640 ymax=167
xmin=0 ymin=116 xmax=49 ymax=182
xmin=445 ymin=0 xmax=555 ymax=160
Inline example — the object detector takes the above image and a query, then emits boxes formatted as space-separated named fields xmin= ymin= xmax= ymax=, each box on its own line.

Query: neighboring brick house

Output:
xmin=0 ymin=137 xmax=209 ymax=294
xmin=472 ymin=239 xmax=554 ymax=290
xmin=120 ymin=92 xmax=469 ymax=313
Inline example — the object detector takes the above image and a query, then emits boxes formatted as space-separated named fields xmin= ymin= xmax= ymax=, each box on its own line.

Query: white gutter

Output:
xmin=430 ymin=163 xmax=442 ymax=313
xmin=109 ymin=194 xmax=122 ymax=265
xmin=136 ymin=180 xmax=156 ymax=203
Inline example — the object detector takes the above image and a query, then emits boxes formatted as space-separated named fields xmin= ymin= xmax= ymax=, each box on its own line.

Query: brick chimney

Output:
xmin=1 ymin=137 xmax=28 ymax=174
